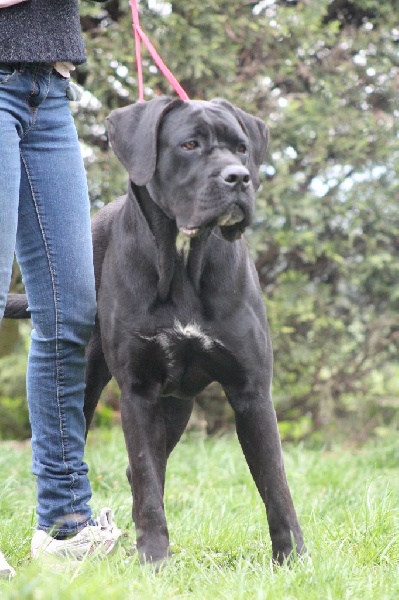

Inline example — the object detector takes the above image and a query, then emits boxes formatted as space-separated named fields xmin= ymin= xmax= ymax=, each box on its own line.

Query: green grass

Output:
xmin=0 ymin=428 xmax=398 ymax=599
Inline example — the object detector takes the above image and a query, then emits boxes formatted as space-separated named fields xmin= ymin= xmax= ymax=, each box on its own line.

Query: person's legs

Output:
xmin=0 ymin=63 xmax=22 ymax=580
xmin=0 ymin=65 xmax=21 ymax=321
xmin=0 ymin=64 xmax=121 ymax=570
xmin=15 ymin=65 xmax=97 ymax=537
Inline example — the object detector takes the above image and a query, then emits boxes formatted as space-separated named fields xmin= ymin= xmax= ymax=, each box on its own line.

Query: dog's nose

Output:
xmin=220 ymin=165 xmax=251 ymax=189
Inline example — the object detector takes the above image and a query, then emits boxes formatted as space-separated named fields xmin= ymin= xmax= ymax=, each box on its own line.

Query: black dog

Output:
xmin=5 ymin=97 xmax=304 ymax=566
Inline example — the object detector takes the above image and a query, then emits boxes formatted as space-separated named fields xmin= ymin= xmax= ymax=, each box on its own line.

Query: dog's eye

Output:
xmin=237 ymin=143 xmax=247 ymax=154
xmin=181 ymin=140 xmax=199 ymax=150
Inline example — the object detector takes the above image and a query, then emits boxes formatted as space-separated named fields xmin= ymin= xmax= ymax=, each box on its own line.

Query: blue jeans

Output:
xmin=0 ymin=64 xmax=96 ymax=536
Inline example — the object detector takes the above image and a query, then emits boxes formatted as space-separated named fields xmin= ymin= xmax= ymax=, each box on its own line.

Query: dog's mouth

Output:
xmin=217 ymin=204 xmax=245 ymax=227
xmin=179 ymin=205 xmax=246 ymax=241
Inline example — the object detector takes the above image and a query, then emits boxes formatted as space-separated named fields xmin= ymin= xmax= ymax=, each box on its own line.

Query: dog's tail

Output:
xmin=3 ymin=294 xmax=31 ymax=319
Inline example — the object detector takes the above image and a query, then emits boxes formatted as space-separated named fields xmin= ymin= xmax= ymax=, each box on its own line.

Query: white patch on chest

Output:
xmin=173 ymin=320 xmax=216 ymax=350
xmin=139 ymin=322 xmax=223 ymax=375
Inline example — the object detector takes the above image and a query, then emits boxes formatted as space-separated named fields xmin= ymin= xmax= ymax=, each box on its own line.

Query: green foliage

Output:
xmin=245 ymin=0 xmax=399 ymax=432
xmin=0 ymin=321 xmax=19 ymax=359
xmin=0 ymin=323 xmax=30 ymax=440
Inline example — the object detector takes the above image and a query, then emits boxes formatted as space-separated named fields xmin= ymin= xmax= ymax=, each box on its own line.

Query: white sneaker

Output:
xmin=31 ymin=508 xmax=122 ymax=560
xmin=0 ymin=550 xmax=15 ymax=579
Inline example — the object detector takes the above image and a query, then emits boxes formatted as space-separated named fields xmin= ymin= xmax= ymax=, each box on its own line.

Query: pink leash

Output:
xmin=130 ymin=0 xmax=189 ymax=102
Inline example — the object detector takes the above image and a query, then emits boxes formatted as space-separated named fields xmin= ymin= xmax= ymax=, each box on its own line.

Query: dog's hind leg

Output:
xmin=225 ymin=386 xmax=305 ymax=565
xmin=84 ymin=322 xmax=112 ymax=435
xmin=162 ymin=396 xmax=194 ymax=458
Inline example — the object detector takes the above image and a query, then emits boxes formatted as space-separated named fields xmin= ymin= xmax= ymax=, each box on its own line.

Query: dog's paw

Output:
xmin=137 ymin=536 xmax=171 ymax=571
xmin=272 ymin=541 xmax=307 ymax=567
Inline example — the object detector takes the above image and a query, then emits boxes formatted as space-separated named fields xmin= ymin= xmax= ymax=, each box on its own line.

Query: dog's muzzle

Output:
xmin=178 ymin=164 xmax=252 ymax=241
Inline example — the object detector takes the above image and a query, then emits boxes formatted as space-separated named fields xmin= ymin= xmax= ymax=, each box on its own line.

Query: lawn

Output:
xmin=0 ymin=427 xmax=398 ymax=599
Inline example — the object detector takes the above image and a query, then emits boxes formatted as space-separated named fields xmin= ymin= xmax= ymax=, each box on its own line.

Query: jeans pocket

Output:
xmin=0 ymin=64 xmax=18 ymax=86
xmin=52 ymin=71 xmax=71 ymax=98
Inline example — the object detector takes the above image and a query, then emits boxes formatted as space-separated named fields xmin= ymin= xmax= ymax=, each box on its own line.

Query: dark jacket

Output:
xmin=0 ymin=0 xmax=107 ymax=65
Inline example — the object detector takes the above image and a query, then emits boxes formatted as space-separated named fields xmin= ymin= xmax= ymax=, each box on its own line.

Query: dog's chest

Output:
xmin=139 ymin=319 xmax=239 ymax=398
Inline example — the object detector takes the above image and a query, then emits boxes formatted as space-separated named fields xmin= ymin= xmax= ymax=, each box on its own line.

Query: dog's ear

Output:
xmin=211 ymin=99 xmax=269 ymax=190
xmin=107 ymin=97 xmax=182 ymax=186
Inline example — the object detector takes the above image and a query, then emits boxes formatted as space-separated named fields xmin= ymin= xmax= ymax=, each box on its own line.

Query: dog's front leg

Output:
xmin=120 ymin=389 xmax=170 ymax=567
xmin=225 ymin=387 xmax=305 ymax=564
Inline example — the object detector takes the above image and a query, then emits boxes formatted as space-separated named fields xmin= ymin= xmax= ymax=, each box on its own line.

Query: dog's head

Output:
xmin=107 ymin=97 xmax=268 ymax=241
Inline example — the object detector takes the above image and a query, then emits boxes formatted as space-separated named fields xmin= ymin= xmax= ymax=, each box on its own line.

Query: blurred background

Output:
xmin=1 ymin=0 xmax=398 ymax=443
